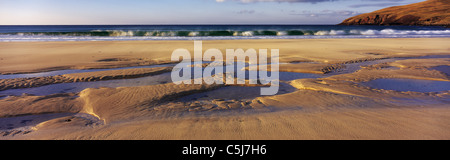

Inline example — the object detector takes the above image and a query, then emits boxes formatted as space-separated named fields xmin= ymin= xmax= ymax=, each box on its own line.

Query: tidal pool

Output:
xmin=430 ymin=65 xmax=450 ymax=76
xmin=361 ymin=78 xmax=450 ymax=92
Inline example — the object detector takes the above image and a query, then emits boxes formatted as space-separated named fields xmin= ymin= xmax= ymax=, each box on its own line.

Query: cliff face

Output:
xmin=339 ymin=0 xmax=450 ymax=26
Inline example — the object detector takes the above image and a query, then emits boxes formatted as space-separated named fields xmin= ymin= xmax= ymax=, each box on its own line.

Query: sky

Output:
xmin=0 ymin=0 xmax=425 ymax=25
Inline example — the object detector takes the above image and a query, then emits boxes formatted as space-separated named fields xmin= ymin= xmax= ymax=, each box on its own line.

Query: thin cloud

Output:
xmin=216 ymin=0 xmax=336 ymax=3
xmin=236 ymin=10 xmax=256 ymax=14
xmin=349 ymin=2 xmax=406 ymax=8
xmin=289 ymin=10 xmax=361 ymax=17
xmin=362 ymin=0 xmax=405 ymax=2
xmin=215 ymin=0 xmax=409 ymax=4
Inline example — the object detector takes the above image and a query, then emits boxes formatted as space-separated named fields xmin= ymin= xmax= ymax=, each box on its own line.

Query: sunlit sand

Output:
xmin=1 ymin=38 xmax=449 ymax=139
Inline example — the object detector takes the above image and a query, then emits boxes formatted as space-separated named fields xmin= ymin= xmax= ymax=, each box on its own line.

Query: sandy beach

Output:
xmin=0 ymin=38 xmax=449 ymax=140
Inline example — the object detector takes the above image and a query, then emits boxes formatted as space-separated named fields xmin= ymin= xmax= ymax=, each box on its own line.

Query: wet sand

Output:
xmin=0 ymin=67 xmax=173 ymax=91
xmin=1 ymin=38 xmax=449 ymax=74
xmin=0 ymin=38 xmax=449 ymax=139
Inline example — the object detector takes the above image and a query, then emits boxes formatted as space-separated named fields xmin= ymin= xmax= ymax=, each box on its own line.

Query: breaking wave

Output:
xmin=5 ymin=29 xmax=450 ymax=37
xmin=1 ymin=28 xmax=449 ymax=41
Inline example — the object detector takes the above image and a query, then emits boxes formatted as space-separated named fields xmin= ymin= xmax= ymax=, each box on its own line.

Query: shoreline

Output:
xmin=1 ymin=36 xmax=450 ymax=43
xmin=1 ymin=38 xmax=449 ymax=75
xmin=2 ymin=35 xmax=450 ymax=42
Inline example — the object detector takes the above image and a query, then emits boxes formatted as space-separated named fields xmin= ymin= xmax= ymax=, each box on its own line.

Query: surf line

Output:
xmin=182 ymin=144 xmax=217 ymax=158
xmin=171 ymin=41 xmax=280 ymax=95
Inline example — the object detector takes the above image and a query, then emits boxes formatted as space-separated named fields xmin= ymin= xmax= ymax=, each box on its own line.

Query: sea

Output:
xmin=0 ymin=25 xmax=449 ymax=42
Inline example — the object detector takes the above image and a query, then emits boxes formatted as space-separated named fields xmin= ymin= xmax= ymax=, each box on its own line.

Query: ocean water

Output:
xmin=0 ymin=25 xmax=449 ymax=42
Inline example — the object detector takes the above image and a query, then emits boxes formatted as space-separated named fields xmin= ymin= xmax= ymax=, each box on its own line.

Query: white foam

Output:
xmin=241 ymin=31 xmax=254 ymax=36
xmin=276 ymin=31 xmax=287 ymax=36
xmin=361 ymin=29 xmax=450 ymax=35
xmin=188 ymin=32 xmax=200 ymax=36
xmin=1 ymin=29 xmax=450 ymax=42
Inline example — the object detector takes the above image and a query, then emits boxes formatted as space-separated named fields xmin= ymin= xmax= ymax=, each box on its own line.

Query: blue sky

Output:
xmin=0 ymin=0 xmax=425 ymax=25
